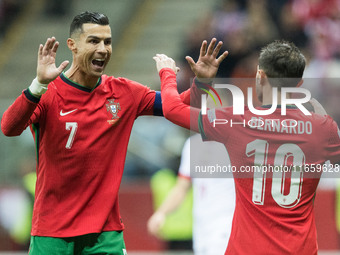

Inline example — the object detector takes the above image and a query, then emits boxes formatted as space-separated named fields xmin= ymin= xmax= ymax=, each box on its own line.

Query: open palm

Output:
xmin=37 ymin=37 xmax=69 ymax=84
xmin=186 ymin=38 xmax=228 ymax=80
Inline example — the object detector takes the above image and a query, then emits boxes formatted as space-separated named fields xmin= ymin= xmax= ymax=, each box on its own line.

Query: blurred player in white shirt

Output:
xmin=148 ymin=134 xmax=235 ymax=255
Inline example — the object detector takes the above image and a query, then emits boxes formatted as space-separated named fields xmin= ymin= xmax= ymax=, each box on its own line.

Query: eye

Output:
xmin=89 ymin=39 xmax=99 ymax=44
xmin=105 ymin=39 xmax=112 ymax=45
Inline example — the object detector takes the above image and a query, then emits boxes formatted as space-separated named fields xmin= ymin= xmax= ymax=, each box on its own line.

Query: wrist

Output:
xmin=28 ymin=77 xmax=48 ymax=97
xmin=195 ymin=76 xmax=213 ymax=84
xmin=159 ymin=67 xmax=176 ymax=76
xmin=194 ymin=77 xmax=213 ymax=88
xmin=154 ymin=210 xmax=167 ymax=218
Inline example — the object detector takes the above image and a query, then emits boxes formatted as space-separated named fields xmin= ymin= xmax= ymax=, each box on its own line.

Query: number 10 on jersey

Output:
xmin=246 ymin=139 xmax=304 ymax=208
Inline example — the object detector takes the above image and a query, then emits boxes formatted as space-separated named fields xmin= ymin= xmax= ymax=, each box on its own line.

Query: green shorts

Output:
xmin=28 ymin=231 xmax=127 ymax=255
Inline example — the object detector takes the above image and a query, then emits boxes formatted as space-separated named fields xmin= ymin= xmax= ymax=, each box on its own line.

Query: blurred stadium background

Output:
xmin=1 ymin=0 xmax=340 ymax=253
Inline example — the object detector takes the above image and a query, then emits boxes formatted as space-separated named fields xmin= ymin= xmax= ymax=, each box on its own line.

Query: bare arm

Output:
xmin=147 ymin=177 xmax=191 ymax=237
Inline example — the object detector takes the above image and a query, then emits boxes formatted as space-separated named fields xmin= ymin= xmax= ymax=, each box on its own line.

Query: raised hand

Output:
xmin=153 ymin=54 xmax=180 ymax=74
xmin=37 ymin=37 xmax=69 ymax=84
xmin=185 ymin=38 xmax=228 ymax=80
xmin=147 ymin=211 xmax=166 ymax=238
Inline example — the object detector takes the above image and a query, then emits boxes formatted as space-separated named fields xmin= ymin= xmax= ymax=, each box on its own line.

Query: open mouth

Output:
xmin=92 ymin=59 xmax=105 ymax=68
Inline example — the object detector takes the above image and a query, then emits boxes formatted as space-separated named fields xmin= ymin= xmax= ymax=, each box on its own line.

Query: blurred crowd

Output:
xmin=0 ymin=0 xmax=70 ymax=39
xmin=177 ymin=0 xmax=340 ymax=122
xmin=0 ymin=0 xmax=27 ymax=37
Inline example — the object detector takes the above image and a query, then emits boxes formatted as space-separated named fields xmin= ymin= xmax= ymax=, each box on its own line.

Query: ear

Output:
xmin=296 ymin=78 xmax=304 ymax=88
xmin=67 ymin=38 xmax=77 ymax=53
xmin=257 ymin=68 xmax=267 ymax=86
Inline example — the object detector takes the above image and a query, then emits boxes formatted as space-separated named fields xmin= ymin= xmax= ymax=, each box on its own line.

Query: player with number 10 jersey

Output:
xmin=198 ymin=105 xmax=340 ymax=254
xmin=155 ymin=39 xmax=340 ymax=254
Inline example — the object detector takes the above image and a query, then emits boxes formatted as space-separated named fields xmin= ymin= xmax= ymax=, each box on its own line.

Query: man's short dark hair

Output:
xmin=70 ymin=11 xmax=109 ymax=37
xmin=259 ymin=40 xmax=306 ymax=88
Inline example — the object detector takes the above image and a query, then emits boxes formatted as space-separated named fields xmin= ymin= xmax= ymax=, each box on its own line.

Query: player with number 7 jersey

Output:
xmin=155 ymin=40 xmax=340 ymax=254
xmin=1 ymin=12 xmax=221 ymax=247
xmin=1 ymin=69 xmax=210 ymax=238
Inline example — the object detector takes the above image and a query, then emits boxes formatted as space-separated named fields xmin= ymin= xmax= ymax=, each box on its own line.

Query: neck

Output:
xmin=261 ymin=85 xmax=290 ymax=106
xmin=65 ymin=65 xmax=100 ymax=89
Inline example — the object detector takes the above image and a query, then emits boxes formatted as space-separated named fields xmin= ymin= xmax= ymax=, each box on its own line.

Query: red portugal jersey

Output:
xmin=1 ymin=73 xmax=200 ymax=237
xmin=199 ymin=106 xmax=340 ymax=255
xmin=158 ymin=68 xmax=340 ymax=255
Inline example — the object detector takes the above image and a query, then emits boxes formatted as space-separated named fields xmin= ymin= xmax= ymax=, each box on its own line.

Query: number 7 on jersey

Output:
xmin=65 ymin=122 xmax=78 ymax=149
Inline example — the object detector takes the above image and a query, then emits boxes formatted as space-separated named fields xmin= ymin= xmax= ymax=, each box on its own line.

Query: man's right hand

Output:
xmin=186 ymin=38 xmax=228 ymax=81
xmin=153 ymin=54 xmax=180 ymax=74
xmin=37 ymin=37 xmax=69 ymax=84
xmin=147 ymin=211 xmax=166 ymax=238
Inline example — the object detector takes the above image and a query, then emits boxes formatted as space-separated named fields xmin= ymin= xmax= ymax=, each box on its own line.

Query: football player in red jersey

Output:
xmin=155 ymin=40 xmax=340 ymax=254
xmin=1 ymin=11 xmax=227 ymax=255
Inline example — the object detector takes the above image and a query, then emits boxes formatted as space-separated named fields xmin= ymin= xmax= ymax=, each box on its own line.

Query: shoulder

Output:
xmin=308 ymin=112 xmax=338 ymax=129
xmin=102 ymin=75 xmax=153 ymax=94
xmin=102 ymin=75 xmax=148 ymax=88
xmin=101 ymin=75 xmax=126 ymax=87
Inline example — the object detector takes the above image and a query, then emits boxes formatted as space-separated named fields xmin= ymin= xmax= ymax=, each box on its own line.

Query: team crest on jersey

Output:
xmin=106 ymin=99 xmax=121 ymax=125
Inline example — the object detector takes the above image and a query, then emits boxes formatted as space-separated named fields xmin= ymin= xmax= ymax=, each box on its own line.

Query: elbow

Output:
xmin=163 ymin=105 xmax=190 ymax=130
xmin=162 ymin=105 xmax=176 ymax=121
xmin=1 ymin=127 xmax=20 ymax=137
xmin=1 ymin=121 xmax=22 ymax=137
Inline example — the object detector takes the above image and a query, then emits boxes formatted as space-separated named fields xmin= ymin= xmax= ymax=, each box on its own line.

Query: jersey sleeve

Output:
xmin=198 ymin=107 xmax=234 ymax=144
xmin=122 ymin=79 xmax=158 ymax=117
xmin=159 ymin=68 xmax=200 ymax=132
xmin=178 ymin=137 xmax=191 ymax=178
xmin=325 ymin=116 xmax=340 ymax=164
xmin=1 ymin=89 xmax=44 ymax=136
xmin=179 ymin=78 xmax=208 ymax=108
xmin=125 ymin=73 xmax=208 ymax=118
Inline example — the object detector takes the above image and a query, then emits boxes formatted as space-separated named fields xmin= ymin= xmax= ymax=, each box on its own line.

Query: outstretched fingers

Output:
xmin=212 ymin=41 xmax=223 ymax=58
xmin=200 ymin=38 xmax=227 ymax=60
xmin=37 ymin=36 xmax=69 ymax=84
xmin=42 ymin=37 xmax=58 ymax=56
xmin=42 ymin=37 xmax=52 ymax=55
xmin=51 ymin=40 xmax=60 ymax=54
xmin=217 ymin=50 xmax=229 ymax=64
xmin=38 ymin=44 xmax=43 ymax=56
xmin=206 ymin=38 xmax=217 ymax=56
xmin=199 ymin=40 xmax=207 ymax=58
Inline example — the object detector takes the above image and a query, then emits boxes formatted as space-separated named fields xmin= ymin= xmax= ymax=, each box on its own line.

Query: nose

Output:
xmin=97 ymin=41 xmax=106 ymax=53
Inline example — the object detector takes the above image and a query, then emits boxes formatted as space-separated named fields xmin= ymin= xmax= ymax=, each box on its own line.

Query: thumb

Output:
xmin=185 ymin=56 xmax=195 ymax=70
xmin=217 ymin=51 xmax=229 ymax=64
xmin=57 ymin=60 xmax=69 ymax=73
